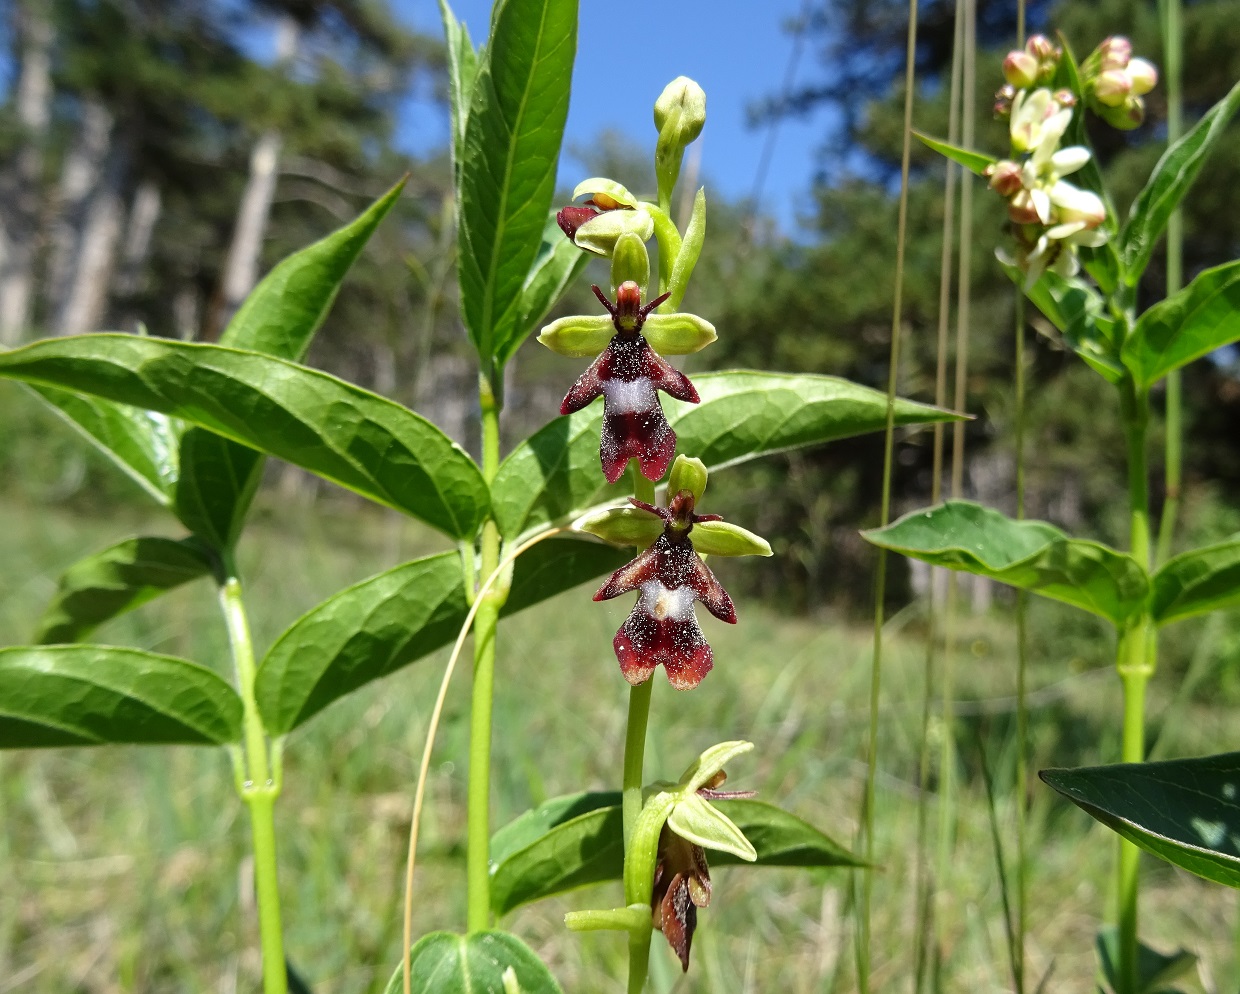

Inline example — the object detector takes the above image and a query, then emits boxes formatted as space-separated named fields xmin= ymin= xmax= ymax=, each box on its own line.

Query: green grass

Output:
xmin=1 ymin=493 xmax=1238 ymax=993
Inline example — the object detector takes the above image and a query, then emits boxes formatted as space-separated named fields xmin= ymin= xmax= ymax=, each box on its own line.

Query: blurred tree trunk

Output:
xmin=114 ymin=179 xmax=162 ymax=328
xmin=212 ymin=15 xmax=300 ymax=334
xmin=0 ymin=0 xmax=54 ymax=344
xmin=52 ymin=130 xmax=132 ymax=335
xmin=44 ymin=99 xmax=113 ymax=324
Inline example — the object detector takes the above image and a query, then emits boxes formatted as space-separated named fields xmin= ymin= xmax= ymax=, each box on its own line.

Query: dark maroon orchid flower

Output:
xmin=593 ymin=489 xmax=735 ymax=688
xmin=560 ymin=282 xmax=700 ymax=484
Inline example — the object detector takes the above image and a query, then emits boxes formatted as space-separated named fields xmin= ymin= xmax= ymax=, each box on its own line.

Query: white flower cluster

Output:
xmin=986 ymin=87 xmax=1107 ymax=285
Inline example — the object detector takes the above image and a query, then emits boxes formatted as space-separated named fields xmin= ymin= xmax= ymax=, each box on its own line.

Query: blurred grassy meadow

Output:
xmin=3 ymin=453 xmax=1240 ymax=993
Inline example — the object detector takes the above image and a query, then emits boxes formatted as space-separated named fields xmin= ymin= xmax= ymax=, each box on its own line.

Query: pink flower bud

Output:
xmin=987 ymin=160 xmax=1024 ymax=198
xmin=1026 ymin=34 xmax=1058 ymax=62
xmin=1098 ymin=36 xmax=1132 ymax=71
xmin=994 ymin=83 xmax=1016 ymax=118
xmin=1003 ymin=50 xmax=1039 ymax=89
xmin=1094 ymin=69 xmax=1132 ymax=107
xmin=1052 ymin=88 xmax=1077 ymax=108
xmin=1127 ymin=58 xmax=1158 ymax=96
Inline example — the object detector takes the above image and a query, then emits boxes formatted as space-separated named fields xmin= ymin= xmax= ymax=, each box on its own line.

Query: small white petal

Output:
xmin=1051 ymin=146 xmax=1092 ymax=176
xmin=1045 ymin=220 xmax=1087 ymax=240
xmin=1031 ymin=188 xmax=1052 ymax=224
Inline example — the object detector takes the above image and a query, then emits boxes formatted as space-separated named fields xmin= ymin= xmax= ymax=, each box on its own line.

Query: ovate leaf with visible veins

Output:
xmin=0 ymin=645 xmax=242 ymax=747
xmin=37 ymin=536 xmax=214 ymax=643
xmin=256 ymin=537 xmax=625 ymax=734
xmin=383 ymin=931 xmax=562 ymax=994
xmin=864 ymin=501 xmax=1148 ymax=625
xmin=491 ymin=371 xmax=963 ymax=540
xmin=1121 ymin=260 xmax=1240 ymax=387
xmin=489 ymin=792 xmax=860 ymax=917
xmin=0 ymin=336 xmax=488 ymax=540
xmin=456 ymin=0 xmax=577 ymax=365
xmin=1042 ymin=753 xmax=1240 ymax=889
xmin=1151 ymin=535 xmax=1240 ymax=626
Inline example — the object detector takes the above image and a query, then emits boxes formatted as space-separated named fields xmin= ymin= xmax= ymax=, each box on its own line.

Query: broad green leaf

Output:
xmin=864 ymin=501 xmax=1148 ymax=625
xmin=491 ymin=371 xmax=963 ymax=540
xmin=489 ymin=793 xmax=858 ymax=917
xmin=1041 ymin=753 xmax=1240 ymax=889
xmin=1006 ymin=267 xmax=1123 ymax=382
xmin=177 ymin=181 xmax=405 ymax=548
xmin=439 ymin=0 xmax=479 ymax=180
xmin=1120 ymin=80 xmax=1240 ymax=285
xmin=1121 ymin=261 xmax=1240 ymax=387
xmin=28 ymin=385 xmax=179 ymax=505
xmin=36 ymin=536 xmax=214 ymax=643
xmin=456 ymin=0 xmax=577 ymax=366
xmin=497 ymin=211 xmax=589 ymax=366
xmin=0 ymin=645 xmax=242 ymax=747
xmin=256 ymin=537 xmax=625 ymax=734
xmin=383 ymin=931 xmax=562 ymax=994
xmin=1151 ymin=535 xmax=1240 ymax=626
xmin=0 ymin=336 xmax=488 ymax=539
xmin=1096 ymin=927 xmax=1196 ymax=994
xmin=219 ymin=178 xmax=406 ymax=362
xmin=173 ymin=429 xmax=263 ymax=550
xmin=913 ymin=131 xmax=995 ymax=175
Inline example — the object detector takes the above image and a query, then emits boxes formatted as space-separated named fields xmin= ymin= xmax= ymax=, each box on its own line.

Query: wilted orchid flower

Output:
xmin=556 ymin=178 xmax=655 ymax=257
xmin=580 ymin=457 xmax=771 ymax=688
xmin=540 ymin=282 xmax=716 ymax=483
xmin=565 ymin=741 xmax=759 ymax=973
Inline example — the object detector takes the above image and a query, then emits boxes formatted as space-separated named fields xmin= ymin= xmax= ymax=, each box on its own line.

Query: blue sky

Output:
xmin=392 ymin=0 xmax=832 ymax=233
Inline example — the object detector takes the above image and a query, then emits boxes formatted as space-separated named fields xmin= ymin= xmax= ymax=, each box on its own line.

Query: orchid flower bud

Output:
xmin=1093 ymin=69 xmax=1132 ymax=107
xmin=654 ymin=77 xmax=707 ymax=208
xmin=1003 ymin=50 xmax=1039 ymax=90
xmin=574 ymin=208 xmax=655 ymax=257
xmin=611 ymin=231 xmax=651 ymax=295
xmin=1097 ymin=36 xmax=1132 ymax=71
xmin=986 ymin=160 xmax=1024 ymax=198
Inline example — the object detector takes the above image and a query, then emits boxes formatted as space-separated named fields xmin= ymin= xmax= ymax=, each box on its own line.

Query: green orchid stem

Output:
xmin=219 ymin=566 xmax=287 ymax=994
xmin=1115 ymin=382 xmax=1154 ymax=994
xmin=622 ymin=471 xmax=658 ymax=991
xmin=466 ymin=375 xmax=504 ymax=933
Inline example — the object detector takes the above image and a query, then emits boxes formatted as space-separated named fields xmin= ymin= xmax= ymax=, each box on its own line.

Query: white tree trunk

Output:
xmin=0 ymin=0 xmax=54 ymax=343
xmin=44 ymin=100 xmax=114 ymax=319
xmin=115 ymin=180 xmax=162 ymax=298
xmin=53 ymin=135 xmax=130 ymax=335
xmin=215 ymin=16 xmax=299 ymax=332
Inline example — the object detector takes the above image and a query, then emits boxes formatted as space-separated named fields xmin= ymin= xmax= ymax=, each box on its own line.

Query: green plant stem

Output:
xmin=623 ymin=471 xmax=657 ymax=991
xmin=1013 ymin=293 xmax=1028 ymax=994
xmin=1115 ymin=382 xmax=1154 ymax=994
xmin=1155 ymin=0 xmax=1184 ymax=568
xmin=219 ymin=566 xmax=287 ymax=994
xmin=466 ymin=375 xmax=503 ymax=933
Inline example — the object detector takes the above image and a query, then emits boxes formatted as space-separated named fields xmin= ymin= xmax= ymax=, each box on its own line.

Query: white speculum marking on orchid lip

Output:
xmin=639 ymin=581 xmax=696 ymax=622
xmin=603 ymin=377 xmax=657 ymax=414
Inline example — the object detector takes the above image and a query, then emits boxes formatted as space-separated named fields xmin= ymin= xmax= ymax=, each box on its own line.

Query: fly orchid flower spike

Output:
xmin=539 ymin=284 xmax=717 ymax=484
xmin=565 ymin=741 xmax=758 ymax=972
xmin=1082 ymin=36 xmax=1157 ymax=131
xmin=578 ymin=456 xmax=772 ymax=688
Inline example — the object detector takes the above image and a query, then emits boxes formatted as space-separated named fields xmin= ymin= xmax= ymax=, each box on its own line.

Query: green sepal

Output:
xmin=667 ymin=792 xmax=757 ymax=862
xmin=574 ymin=209 xmax=654 ymax=257
xmin=538 ymin=314 xmax=614 ymax=357
xmin=610 ymin=231 xmax=650 ymax=295
xmin=572 ymin=177 xmax=638 ymax=207
xmin=641 ymin=312 xmax=717 ymax=355
xmin=575 ymin=505 xmax=664 ymax=548
xmin=664 ymin=186 xmax=706 ymax=312
xmin=680 ymin=740 xmax=754 ymax=793
xmin=691 ymin=520 xmax=772 ymax=558
xmin=667 ymin=454 xmax=708 ymax=503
